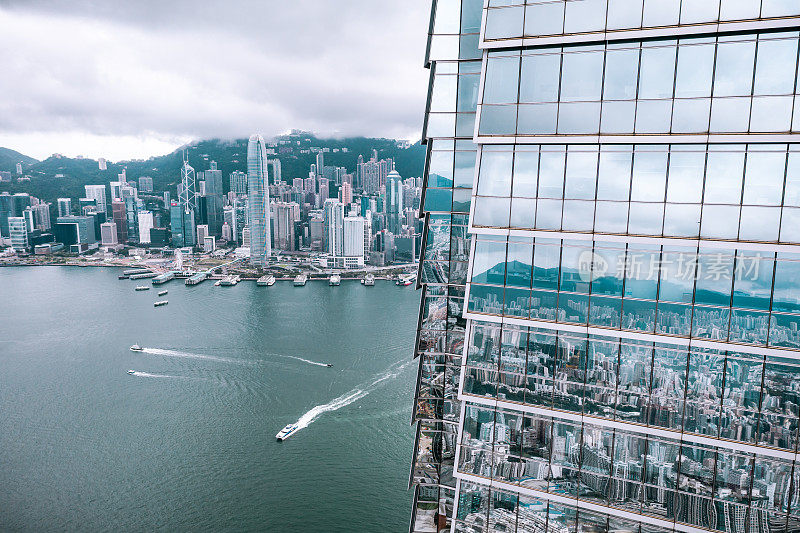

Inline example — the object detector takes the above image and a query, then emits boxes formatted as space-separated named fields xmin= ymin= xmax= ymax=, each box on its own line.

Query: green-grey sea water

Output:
xmin=0 ymin=266 xmax=419 ymax=532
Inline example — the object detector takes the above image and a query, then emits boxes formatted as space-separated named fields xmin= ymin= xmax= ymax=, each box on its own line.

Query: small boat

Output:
xmin=293 ymin=274 xmax=307 ymax=287
xmin=135 ymin=286 xmax=150 ymax=291
xmin=118 ymin=275 xmax=129 ymax=280
xmin=364 ymin=273 xmax=375 ymax=286
xmin=130 ymin=344 xmax=143 ymax=352
xmin=276 ymin=424 xmax=300 ymax=441
xmin=158 ymin=290 xmax=168 ymax=296
xmin=214 ymin=280 xmax=222 ymax=286
xmin=396 ymin=274 xmax=415 ymax=286
xmin=326 ymin=363 xmax=334 ymax=368
xmin=329 ymin=274 xmax=341 ymax=286
xmin=127 ymin=369 xmax=136 ymax=375
xmin=154 ymin=300 xmax=168 ymax=307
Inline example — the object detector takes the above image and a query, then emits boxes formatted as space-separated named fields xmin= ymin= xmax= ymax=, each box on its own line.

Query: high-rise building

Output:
xmin=100 ymin=222 xmax=118 ymax=245
xmin=0 ymin=193 xmax=12 ymax=237
xmin=230 ymin=171 xmax=247 ymax=195
xmin=98 ymin=158 xmax=107 ymax=171
xmin=343 ymin=216 xmax=365 ymax=258
xmin=57 ymin=198 xmax=72 ymax=217
xmin=267 ymin=158 xmax=282 ymax=185
xmin=137 ymin=211 xmax=153 ymax=244
xmin=138 ymin=176 xmax=154 ymax=193
xmin=316 ymin=151 xmax=324 ymax=177
xmin=9 ymin=217 xmax=28 ymax=250
xmin=84 ymin=185 xmax=107 ymax=214
xmin=412 ymin=2 xmax=800 ymax=533
xmin=196 ymin=224 xmax=209 ymax=248
xmin=323 ymin=198 xmax=344 ymax=256
xmin=385 ymin=168 xmax=403 ymax=235
xmin=110 ymin=200 xmax=127 ymax=243
xmin=29 ymin=203 xmax=51 ymax=231
xmin=340 ymin=181 xmax=353 ymax=206
xmin=201 ymin=161 xmax=223 ymax=237
xmin=169 ymin=202 xmax=195 ymax=248
xmin=408 ymin=1 xmax=481 ymax=529
xmin=274 ymin=202 xmax=300 ymax=252
xmin=247 ymin=134 xmax=272 ymax=266
xmin=15 ymin=162 xmax=23 ymax=175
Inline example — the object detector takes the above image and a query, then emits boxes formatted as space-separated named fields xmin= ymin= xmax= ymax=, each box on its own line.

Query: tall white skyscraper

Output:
xmin=137 ymin=211 xmax=153 ymax=244
xmin=247 ymin=134 xmax=271 ymax=266
xmin=84 ymin=185 xmax=107 ymax=214
xmin=323 ymin=198 xmax=343 ymax=256
xmin=343 ymin=216 xmax=365 ymax=258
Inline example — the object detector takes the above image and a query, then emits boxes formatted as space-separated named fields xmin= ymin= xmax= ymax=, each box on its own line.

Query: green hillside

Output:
xmin=0 ymin=133 xmax=426 ymax=204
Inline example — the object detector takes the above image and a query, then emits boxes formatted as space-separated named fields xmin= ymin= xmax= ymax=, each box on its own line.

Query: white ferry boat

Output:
xmin=135 ymin=286 xmax=150 ymax=291
xmin=158 ymin=290 xmax=168 ymax=296
xmin=257 ymin=275 xmax=276 ymax=286
xmin=364 ymin=273 xmax=375 ymax=286
xmin=329 ymin=274 xmax=341 ymax=286
xmin=219 ymin=275 xmax=240 ymax=286
xmin=276 ymin=424 xmax=300 ymax=441
xmin=154 ymin=300 xmax=169 ymax=307
xmin=293 ymin=274 xmax=308 ymax=287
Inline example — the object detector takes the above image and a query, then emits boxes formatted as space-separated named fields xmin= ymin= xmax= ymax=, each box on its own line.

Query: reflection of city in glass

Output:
xmin=417 ymin=1 xmax=800 ymax=532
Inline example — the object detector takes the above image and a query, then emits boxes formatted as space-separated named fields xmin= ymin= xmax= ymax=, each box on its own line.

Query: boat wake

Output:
xmin=141 ymin=348 xmax=248 ymax=365
xmin=128 ymin=371 xmax=185 ymax=379
xmin=290 ymin=359 xmax=414 ymax=434
xmin=280 ymin=355 xmax=331 ymax=368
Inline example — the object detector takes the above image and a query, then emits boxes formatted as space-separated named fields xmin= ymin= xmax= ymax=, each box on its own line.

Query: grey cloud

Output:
xmin=0 ymin=0 xmax=431 ymax=156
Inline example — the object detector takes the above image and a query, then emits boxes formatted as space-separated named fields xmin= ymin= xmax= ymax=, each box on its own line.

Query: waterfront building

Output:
xmin=247 ymin=134 xmax=272 ymax=266
xmin=55 ymin=216 xmax=95 ymax=246
xmin=137 ymin=211 xmax=153 ymax=244
xmin=411 ymin=1 xmax=800 ymax=532
xmin=323 ymin=198 xmax=344 ymax=257
xmin=110 ymin=200 xmax=127 ymax=243
xmin=84 ymin=185 xmax=107 ymax=214
xmin=203 ymin=235 xmax=215 ymax=253
xmin=9 ymin=216 xmax=28 ymax=250
xmin=0 ymin=192 xmax=12 ymax=237
xmin=57 ymin=198 xmax=72 ymax=217
xmin=138 ymin=176 xmax=153 ymax=193
xmin=343 ymin=216 xmax=365 ymax=259
xmin=100 ymin=222 xmax=118 ymax=245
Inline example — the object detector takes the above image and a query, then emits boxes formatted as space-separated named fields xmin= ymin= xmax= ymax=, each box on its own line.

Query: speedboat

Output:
xmin=127 ymin=369 xmax=135 ymax=375
xmin=276 ymin=424 xmax=300 ymax=441
xmin=130 ymin=344 xmax=143 ymax=352
xmin=158 ymin=290 xmax=168 ymax=296
xmin=326 ymin=363 xmax=334 ymax=368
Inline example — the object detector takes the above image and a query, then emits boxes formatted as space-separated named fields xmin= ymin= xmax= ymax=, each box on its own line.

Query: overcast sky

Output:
xmin=0 ymin=1 xmax=431 ymax=161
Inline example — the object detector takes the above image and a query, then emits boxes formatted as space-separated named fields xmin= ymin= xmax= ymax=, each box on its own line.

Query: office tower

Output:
xmin=109 ymin=181 xmax=123 ymax=201
xmin=9 ymin=217 xmax=28 ymax=250
xmin=12 ymin=193 xmax=32 ymax=217
xmin=323 ymin=198 xmax=344 ymax=256
xmin=274 ymin=202 xmax=300 ymax=252
xmin=316 ymin=151 xmax=324 ymax=177
xmin=230 ymin=171 xmax=248 ymax=195
xmin=179 ymin=153 xmax=197 ymax=213
xmin=203 ymin=235 xmax=215 ymax=253
xmin=55 ymin=216 xmax=95 ymax=245
xmin=340 ymin=181 xmax=353 ymax=206
xmin=169 ymin=202 xmax=195 ymax=248
xmin=247 ymin=134 xmax=272 ymax=266
xmin=363 ymin=212 xmax=372 ymax=259
xmin=343 ymin=216 xmax=365 ymax=258
xmin=201 ymin=161 xmax=223 ymax=237
xmin=15 ymin=162 xmax=23 ymax=175
xmin=163 ymin=191 xmax=170 ymax=207
xmin=242 ymin=227 xmax=251 ymax=248
xmin=30 ymin=203 xmax=51 ymax=231
xmin=408 ymin=0 xmax=481 ymax=530
xmin=412 ymin=2 xmax=800 ymax=533
xmin=98 ymin=158 xmax=107 ymax=171
xmin=123 ymin=194 xmax=138 ymax=244
xmin=317 ymin=178 xmax=330 ymax=208
xmin=309 ymin=216 xmax=323 ymax=250
xmin=196 ymin=224 xmax=209 ymax=247
xmin=221 ymin=222 xmax=232 ymax=242
xmin=100 ymin=222 xmax=118 ymax=245
xmin=268 ymin=158 xmax=282 ymax=185
xmin=137 ymin=211 xmax=153 ymax=244
xmin=22 ymin=208 xmax=35 ymax=233
xmin=0 ymin=192 xmax=12 ymax=237
xmin=138 ymin=176 xmax=154 ymax=193
xmin=57 ymin=198 xmax=72 ymax=217
xmin=110 ymin=201 xmax=127 ymax=243
xmin=84 ymin=185 xmax=107 ymax=214
xmin=385 ymin=167 xmax=403 ymax=234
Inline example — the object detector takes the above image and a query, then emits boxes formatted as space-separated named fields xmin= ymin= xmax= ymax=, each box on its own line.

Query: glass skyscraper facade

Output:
xmin=247 ymin=133 xmax=272 ymax=266
xmin=414 ymin=1 xmax=800 ymax=532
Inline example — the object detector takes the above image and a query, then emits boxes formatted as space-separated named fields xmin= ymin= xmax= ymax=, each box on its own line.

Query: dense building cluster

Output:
xmin=0 ymin=133 xmax=423 ymax=267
